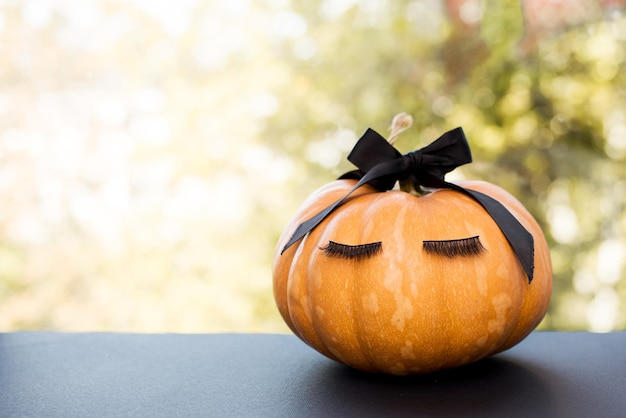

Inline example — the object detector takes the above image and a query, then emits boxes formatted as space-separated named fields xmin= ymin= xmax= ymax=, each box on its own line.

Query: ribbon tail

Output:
xmin=280 ymin=176 xmax=367 ymax=254
xmin=281 ymin=158 xmax=406 ymax=254
xmin=280 ymin=196 xmax=344 ymax=254
xmin=418 ymin=176 xmax=535 ymax=283
xmin=464 ymin=189 xmax=535 ymax=283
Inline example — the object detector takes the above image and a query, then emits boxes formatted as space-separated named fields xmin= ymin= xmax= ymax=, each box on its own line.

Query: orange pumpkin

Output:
xmin=273 ymin=124 xmax=552 ymax=375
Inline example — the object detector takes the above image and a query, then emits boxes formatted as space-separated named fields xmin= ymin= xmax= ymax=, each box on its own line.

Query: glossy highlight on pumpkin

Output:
xmin=272 ymin=179 xmax=552 ymax=375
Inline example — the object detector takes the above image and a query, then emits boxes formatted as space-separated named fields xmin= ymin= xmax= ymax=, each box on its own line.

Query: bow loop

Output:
xmin=418 ymin=127 xmax=472 ymax=179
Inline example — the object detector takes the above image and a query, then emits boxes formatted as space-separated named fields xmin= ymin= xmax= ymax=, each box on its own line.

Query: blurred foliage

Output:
xmin=0 ymin=0 xmax=625 ymax=332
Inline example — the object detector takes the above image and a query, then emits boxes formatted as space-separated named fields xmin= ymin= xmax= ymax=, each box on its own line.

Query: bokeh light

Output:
xmin=1 ymin=0 xmax=625 ymax=332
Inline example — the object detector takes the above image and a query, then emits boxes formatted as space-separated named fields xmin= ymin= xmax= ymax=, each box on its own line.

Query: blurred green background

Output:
xmin=1 ymin=0 xmax=625 ymax=333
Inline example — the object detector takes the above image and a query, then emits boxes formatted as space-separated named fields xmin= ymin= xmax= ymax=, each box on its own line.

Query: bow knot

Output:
xmin=281 ymin=126 xmax=535 ymax=283
xmin=401 ymin=150 xmax=424 ymax=180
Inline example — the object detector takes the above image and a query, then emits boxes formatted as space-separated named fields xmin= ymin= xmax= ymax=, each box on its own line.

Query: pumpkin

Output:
xmin=272 ymin=119 xmax=552 ymax=375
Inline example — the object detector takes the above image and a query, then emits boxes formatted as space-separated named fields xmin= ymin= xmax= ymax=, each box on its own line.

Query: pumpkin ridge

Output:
xmin=337 ymin=198 xmax=384 ymax=371
xmin=288 ymin=234 xmax=340 ymax=362
xmin=351 ymin=261 xmax=382 ymax=373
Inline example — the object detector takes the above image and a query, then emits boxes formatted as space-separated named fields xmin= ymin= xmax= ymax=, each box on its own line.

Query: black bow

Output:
xmin=281 ymin=127 xmax=534 ymax=283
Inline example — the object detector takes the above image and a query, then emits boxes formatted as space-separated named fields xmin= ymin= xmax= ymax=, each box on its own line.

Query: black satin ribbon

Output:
xmin=281 ymin=127 xmax=534 ymax=283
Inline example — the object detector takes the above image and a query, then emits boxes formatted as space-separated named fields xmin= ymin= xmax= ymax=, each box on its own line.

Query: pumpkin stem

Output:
xmin=388 ymin=113 xmax=429 ymax=197
xmin=388 ymin=112 xmax=413 ymax=145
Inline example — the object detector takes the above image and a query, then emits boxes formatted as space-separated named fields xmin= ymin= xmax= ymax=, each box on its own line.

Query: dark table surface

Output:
xmin=1 ymin=331 xmax=625 ymax=417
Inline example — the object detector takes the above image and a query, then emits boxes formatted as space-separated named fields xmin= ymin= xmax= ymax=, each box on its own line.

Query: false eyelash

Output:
xmin=320 ymin=241 xmax=383 ymax=261
xmin=422 ymin=236 xmax=486 ymax=258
